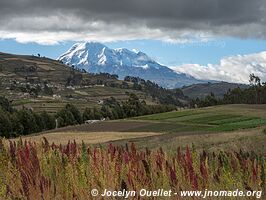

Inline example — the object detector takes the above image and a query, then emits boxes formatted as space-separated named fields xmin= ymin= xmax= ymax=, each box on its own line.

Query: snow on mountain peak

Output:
xmin=58 ymin=41 xmax=203 ymax=88
xmin=132 ymin=49 xmax=140 ymax=54
xmin=59 ymin=42 xmax=155 ymax=69
xmin=97 ymin=47 xmax=107 ymax=65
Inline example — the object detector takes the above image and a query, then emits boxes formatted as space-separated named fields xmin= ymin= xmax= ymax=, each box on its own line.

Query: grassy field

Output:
xmin=130 ymin=104 xmax=266 ymax=133
xmin=12 ymin=131 xmax=161 ymax=145
xmin=16 ymin=104 xmax=266 ymax=154
xmin=10 ymin=87 xmax=152 ymax=114
xmin=1 ymin=139 xmax=264 ymax=199
xmin=5 ymin=104 xmax=266 ymax=199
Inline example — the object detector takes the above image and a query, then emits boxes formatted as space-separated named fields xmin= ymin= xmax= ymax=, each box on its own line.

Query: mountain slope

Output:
xmin=58 ymin=42 xmax=204 ymax=88
xmin=0 ymin=52 xmax=188 ymax=113
xmin=181 ymin=82 xmax=249 ymax=99
xmin=0 ymin=52 xmax=78 ymax=84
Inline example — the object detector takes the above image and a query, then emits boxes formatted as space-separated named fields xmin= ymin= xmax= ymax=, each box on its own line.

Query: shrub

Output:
xmin=0 ymin=140 xmax=264 ymax=200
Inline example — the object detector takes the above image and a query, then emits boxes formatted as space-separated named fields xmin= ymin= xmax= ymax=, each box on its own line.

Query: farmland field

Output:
xmin=0 ymin=139 xmax=265 ymax=199
xmin=128 ymin=104 xmax=266 ymax=133
xmin=3 ymin=104 xmax=266 ymax=199
xmin=16 ymin=104 xmax=266 ymax=153
xmin=11 ymin=87 xmax=149 ymax=114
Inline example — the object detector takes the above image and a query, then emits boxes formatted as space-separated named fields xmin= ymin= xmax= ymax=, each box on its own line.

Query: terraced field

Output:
xmin=0 ymin=52 xmax=155 ymax=114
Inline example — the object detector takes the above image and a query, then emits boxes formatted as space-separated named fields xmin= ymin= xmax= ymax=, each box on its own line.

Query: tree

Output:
xmin=65 ymin=104 xmax=82 ymax=124
xmin=40 ymin=111 xmax=56 ymax=130
xmin=10 ymin=113 xmax=24 ymax=136
xmin=56 ymin=108 xmax=75 ymax=127
xmin=83 ymin=108 xmax=94 ymax=121
xmin=0 ymin=96 xmax=13 ymax=112
xmin=122 ymin=93 xmax=144 ymax=117
xmin=17 ymin=109 xmax=38 ymax=135
xmin=249 ymin=73 xmax=261 ymax=86
xmin=33 ymin=112 xmax=44 ymax=132
xmin=93 ymin=107 xmax=102 ymax=120
xmin=249 ymin=74 xmax=261 ymax=104
xmin=101 ymin=105 xmax=116 ymax=119
xmin=0 ymin=108 xmax=12 ymax=137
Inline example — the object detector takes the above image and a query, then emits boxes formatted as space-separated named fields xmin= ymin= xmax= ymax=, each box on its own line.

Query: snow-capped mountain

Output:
xmin=58 ymin=42 xmax=204 ymax=88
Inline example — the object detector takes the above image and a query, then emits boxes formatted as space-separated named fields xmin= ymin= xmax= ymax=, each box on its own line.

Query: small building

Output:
xmin=85 ymin=120 xmax=100 ymax=124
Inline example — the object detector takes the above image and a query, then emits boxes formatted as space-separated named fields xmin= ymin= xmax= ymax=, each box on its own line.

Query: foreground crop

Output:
xmin=0 ymin=138 xmax=265 ymax=199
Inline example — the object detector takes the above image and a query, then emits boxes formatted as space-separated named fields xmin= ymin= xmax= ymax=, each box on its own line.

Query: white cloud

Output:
xmin=171 ymin=51 xmax=266 ymax=83
xmin=0 ymin=0 xmax=265 ymax=44
xmin=0 ymin=28 xmax=201 ymax=46
xmin=0 ymin=14 xmax=242 ymax=45
xmin=0 ymin=15 xmax=210 ymax=45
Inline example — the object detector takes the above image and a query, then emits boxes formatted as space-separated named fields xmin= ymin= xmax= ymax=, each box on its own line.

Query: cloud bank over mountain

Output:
xmin=171 ymin=51 xmax=266 ymax=84
xmin=0 ymin=0 xmax=265 ymax=44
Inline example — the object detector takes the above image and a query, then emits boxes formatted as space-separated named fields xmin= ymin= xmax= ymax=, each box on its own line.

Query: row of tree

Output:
xmin=0 ymin=97 xmax=56 ymax=138
xmin=0 ymin=94 xmax=176 ymax=137
xmin=191 ymin=74 xmax=266 ymax=107
xmin=56 ymin=94 xmax=176 ymax=128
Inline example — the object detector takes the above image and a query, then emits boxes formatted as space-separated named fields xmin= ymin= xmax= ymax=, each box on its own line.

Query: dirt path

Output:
xmin=43 ymin=121 xmax=153 ymax=133
xmin=10 ymin=131 xmax=162 ymax=145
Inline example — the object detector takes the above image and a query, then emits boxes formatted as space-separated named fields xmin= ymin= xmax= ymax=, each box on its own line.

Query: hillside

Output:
xmin=0 ymin=52 xmax=186 ymax=113
xmin=18 ymin=104 xmax=266 ymax=153
xmin=181 ymin=82 xmax=249 ymax=99
xmin=58 ymin=42 xmax=205 ymax=88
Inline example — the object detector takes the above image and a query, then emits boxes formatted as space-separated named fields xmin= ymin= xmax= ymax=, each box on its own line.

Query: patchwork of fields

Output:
xmin=11 ymin=87 xmax=148 ymax=114
xmin=18 ymin=104 xmax=266 ymax=153
xmin=6 ymin=104 xmax=266 ymax=199
xmin=130 ymin=104 xmax=266 ymax=133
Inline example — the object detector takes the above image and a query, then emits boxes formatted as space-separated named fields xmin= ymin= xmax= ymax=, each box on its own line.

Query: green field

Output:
xmin=7 ymin=104 xmax=266 ymax=199
xmin=101 ymin=104 xmax=266 ymax=153
xmin=129 ymin=104 xmax=266 ymax=133
xmin=27 ymin=104 xmax=266 ymax=154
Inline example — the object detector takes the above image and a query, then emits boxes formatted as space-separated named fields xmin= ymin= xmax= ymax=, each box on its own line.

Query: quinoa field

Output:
xmin=0 ymin=138 xmax=265 ymax=199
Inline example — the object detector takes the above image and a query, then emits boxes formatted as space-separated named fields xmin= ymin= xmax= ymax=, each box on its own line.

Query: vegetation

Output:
xmin=132 ymin=104 xmax=266 ymax=134
xmin=20 ymin=104 xmax=265 ymax=153
xmin=0 ymin=97 xmax=56 ymax=137
xmin=0 ymin=53 xmax=190 ymax=116
xmin=0 ymin=140 xmax=264 ymax=199
xmin=124 ymin=76 xmax=185 ymax=106
xmin=0 ymin=94 xmax=176 ymax=137
xmin=191 ymin=74 xmax=266 ymax=107
xmin=181 ymin=82 xmax=248 ymax=99
xmin=60 ymin=94 xmax=175 ymax=128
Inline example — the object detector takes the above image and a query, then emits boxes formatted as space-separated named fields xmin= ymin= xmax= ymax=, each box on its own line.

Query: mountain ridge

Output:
xmin=181 ymin=82 xmax=249 ymax=99
xmin=58 ymin=42 xmax=205 ymax=88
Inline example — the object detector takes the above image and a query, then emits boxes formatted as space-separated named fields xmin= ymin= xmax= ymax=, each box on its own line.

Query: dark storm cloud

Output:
xmin=0 ymin=0 xmax=265 ymax=44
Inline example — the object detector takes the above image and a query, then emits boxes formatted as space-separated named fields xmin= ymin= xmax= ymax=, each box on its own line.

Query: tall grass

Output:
xmin=0 ymin=138 xmax=265 ymax=199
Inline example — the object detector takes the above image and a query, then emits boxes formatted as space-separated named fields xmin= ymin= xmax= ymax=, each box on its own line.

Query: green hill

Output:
xmin=19 ymin=104 xmax=266 ymax=153
xmin=0 ymin=52 xmax=186 ymax=113
xmin=181 ymin=82 xmax=248 ymax=99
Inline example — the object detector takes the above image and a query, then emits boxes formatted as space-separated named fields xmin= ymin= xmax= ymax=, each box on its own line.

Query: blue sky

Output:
xmin=1 ymin=0 xmax=266 ymax=83
xmin=1 ymin=38 xmax=265 ymax=67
